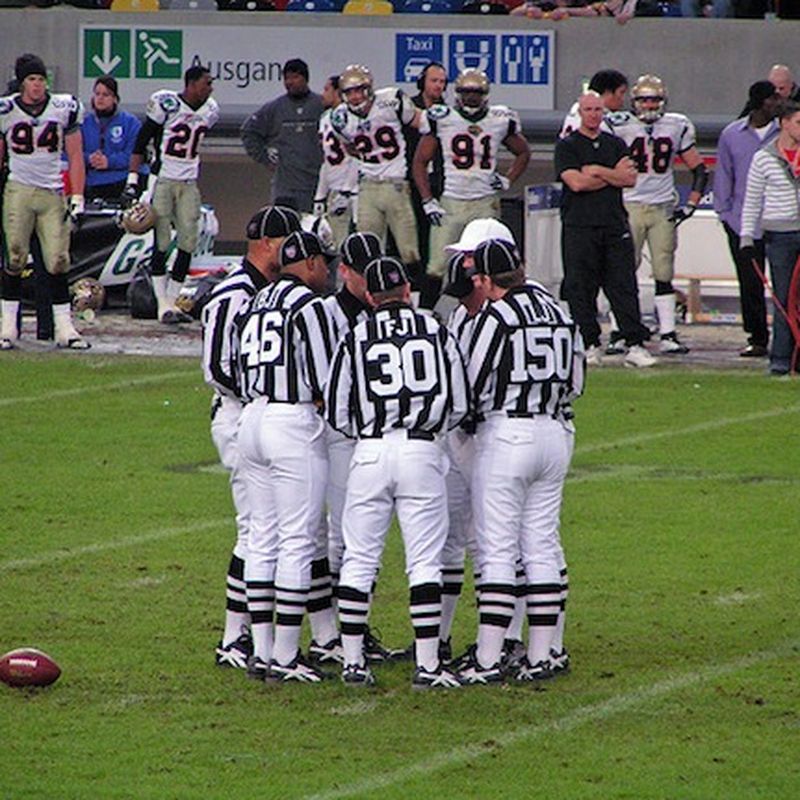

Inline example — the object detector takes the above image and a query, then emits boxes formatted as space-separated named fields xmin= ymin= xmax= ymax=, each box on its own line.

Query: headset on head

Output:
xmin=416 ymin=61 xmax=448 ymax=93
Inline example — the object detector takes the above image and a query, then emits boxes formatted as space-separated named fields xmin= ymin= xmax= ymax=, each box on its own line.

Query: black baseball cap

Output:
xmin=15 ymin=54 xmax=46 ymax=83
xmin=340 ymin=232 xmax=383 ymax=273
xmin=473 ymin=239 xmax=522 ymax=276
xmin=365 ymin=257 xmax=409 ymax=294
xmin=443 ymin=251 xmax=475 ymax=299
xmin=246 ymin=205 xmax=301 ymax=241
xmin=279 ymin=230 xmax=327 ymax=268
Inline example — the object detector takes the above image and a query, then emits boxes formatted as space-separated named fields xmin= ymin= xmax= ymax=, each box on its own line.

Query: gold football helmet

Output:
xmin=454 ymin=69 xmax=490 ymax=115
xmin=631 ymin=74 xmax=667 ymax=123
xmin=339 ymin=64 xmax=374 ymax=115
xmin=70 ymin=277 xmax=106 ymax=313
xmin=120 ymin=200 xmax=157 ymax=235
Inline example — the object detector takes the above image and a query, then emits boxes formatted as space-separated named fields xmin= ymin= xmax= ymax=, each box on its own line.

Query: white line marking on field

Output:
xmin=576 ymin=403 xmax=800 ymax=455
xmin=120 ymin=575 xmax=166 ymax=589
xmin=714 ymin=590 xmax=763 ymax=606
xmin=328 ymin=698 xmax=380 ymax=717
xmin=0 ymin=518 xmax=229 ymax=574
xmin=0 ymin=370 xmax=198 ymax=408
xmin=302 ymin=641 xmax=796 ymax=800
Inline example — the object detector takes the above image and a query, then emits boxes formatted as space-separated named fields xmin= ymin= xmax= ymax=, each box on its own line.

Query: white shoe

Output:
xmin=56 ymin=325 xmax=91 ymax=350
xmin=624 ymin=344 xmax=657 ymax=368
xmin=585 ymin=345 xmax=603 ymax=366
xmin=659 ymin=332 xmax=690 ymax=354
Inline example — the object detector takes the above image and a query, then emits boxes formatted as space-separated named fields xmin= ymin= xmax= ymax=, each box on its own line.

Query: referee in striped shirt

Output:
xmin=325 ymin=256 xmax=469 ymax=689
xmin=201 ymin=205 xmax=301 ymax=671
xmin=459 ymin=239 xmax=585 ymax=686
xmin=236 ymin=229 xmax=337 ymax=684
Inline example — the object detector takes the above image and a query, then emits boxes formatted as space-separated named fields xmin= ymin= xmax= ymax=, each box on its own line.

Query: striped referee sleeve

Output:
xmin=444 ymin=329 xmax=470 ymax=430
xmin=466 ymin=311 xmax=504 ymax=411
xmin=325 ymin=335 xmax=355 ymax=438
xmin=294 ymin=296 xmax=335 ymax=400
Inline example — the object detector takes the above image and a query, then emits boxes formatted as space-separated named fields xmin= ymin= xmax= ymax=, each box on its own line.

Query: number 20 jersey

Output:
xmin=146 ymin=90 xmax=219 ymax=182
xmin=605 ymin=111 xmax=696 ymax=205
xmin=428 ymin=104 xmax=521 ymax=201
xmin=0 ymin=93 xmax=83 ymax=191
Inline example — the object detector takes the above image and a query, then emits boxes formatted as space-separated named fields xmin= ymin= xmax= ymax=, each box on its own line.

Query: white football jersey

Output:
xmin=558 ymin=102 xmax=614 ymax=140
xmin=0 ymin=92 xmax=83 ymax=191
xmin=146 ymin=90 xmax=219 ymax=182
xmin=605 ymin=110 xmax=697 ymax=205
xmin=330 ymin=87 xmax=419 ymax=181
xmin=317 ymin=108 xmax=358 ymax=196
xmin=429 ymin=104 xmax=521 ymax=201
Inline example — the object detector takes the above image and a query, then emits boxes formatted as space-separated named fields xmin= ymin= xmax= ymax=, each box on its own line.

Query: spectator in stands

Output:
xmin=511 ymin=0 xmax=637 ymax=20
xmin=739 ymin=100 xmax=800 ymax=375
xmin=714 ymin=81 xmax=780 ymax=358
xmin=680 ymin=0 xmax=732 ymax=15
xmin=241 ymin=59 xmax=323 ymax=214
xmin=81 ymin=76 xmax=141 ymax=202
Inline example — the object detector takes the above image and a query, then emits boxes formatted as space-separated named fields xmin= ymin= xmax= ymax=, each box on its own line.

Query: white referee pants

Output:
xmin=442 ymin=428 xmax=478 ymax=569
xmin=325 ymin=429 xmax=356 ymax=576
xmin=211 ymin=396 xmax=249 ymax=562
xmin=339 ymin=432 xmax=448 ymax=594
xmin=472 ymin=415 xmax=573 ymax=586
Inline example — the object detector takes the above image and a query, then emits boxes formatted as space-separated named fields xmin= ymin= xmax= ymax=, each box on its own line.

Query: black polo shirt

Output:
xmin=554 ymin=130 xmax=630 ymax=230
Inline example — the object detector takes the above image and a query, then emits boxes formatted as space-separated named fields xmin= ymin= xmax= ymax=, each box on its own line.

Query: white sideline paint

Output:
xmin=0 ymin=519 xmax=229 ymax=574
xmin=304 ymin=641 xmax=796 ymax=800
xmin=0 ymin=370 xmax=197 ymax=408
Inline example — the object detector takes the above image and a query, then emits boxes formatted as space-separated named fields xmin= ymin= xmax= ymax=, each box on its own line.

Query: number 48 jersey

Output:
xmin=0 ymin=93 xmax=83 ymax=191
xmin=605 ymin=110 xmax=697 ymax=205
xmin=146 ymin=90 xmax=219 ymax=182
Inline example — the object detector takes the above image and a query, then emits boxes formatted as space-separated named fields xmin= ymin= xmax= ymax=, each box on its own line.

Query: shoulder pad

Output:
xmin=157 ymin=92 xmax=180 ymax=113
xmin=604 ymin=110 xmax=632 ymax=127
xmin=488 ymin=105 xmax=512 ymax=117
xmin=0 ymin=97 xmax=13 ymax=115
xmin=427 ymin=104 xmax=450 ymax=121
xmin=330 ymin=104 xmax=349 ymax=132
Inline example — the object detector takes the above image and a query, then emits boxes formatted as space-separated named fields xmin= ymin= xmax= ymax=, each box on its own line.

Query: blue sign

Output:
xmin=448 ymin=35 xmax=496 ymax=82
xmin=395 ymin=34 xmax=444 ymax=85
xmin=499 ymin=35 xmax=549 ymax=86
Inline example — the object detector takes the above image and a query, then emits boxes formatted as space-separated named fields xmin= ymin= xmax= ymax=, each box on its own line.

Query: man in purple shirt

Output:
xmin=713 ymin=81 xmax=780 ymax=357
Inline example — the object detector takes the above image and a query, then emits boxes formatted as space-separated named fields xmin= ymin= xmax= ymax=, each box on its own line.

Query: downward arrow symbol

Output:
xmin=92 ymin=32 xmax=122 ymax=74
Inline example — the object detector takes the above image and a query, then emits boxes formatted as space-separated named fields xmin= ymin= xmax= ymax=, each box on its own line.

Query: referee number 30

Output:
xmin=509 ymin=326 xmax=572 ymax=383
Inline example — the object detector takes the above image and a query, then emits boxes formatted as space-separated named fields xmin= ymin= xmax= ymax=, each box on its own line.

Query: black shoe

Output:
xmin=341 ymin=663 xmax=376 ymax=687
xmin=307 ymin=636 xmax=344 ymax=665
xmin=412 ymin=663 xmax=463 ymax=689
xmin=215 ymin=630 xmax=253 ymax=669
xmin=364 ymin=627 xmax=405 ymax=663
xmin=740 ymin=344 xmax=768 ymax=357
xmin=267 ymin=651 xmax=334 ymax=683
xmin=514 ymin=656 xmax=554 ymax=682
xmin=245 ymin=655 xmax=269 ymax=681
xmin=439 ymin=637 xmax=453 ymax=665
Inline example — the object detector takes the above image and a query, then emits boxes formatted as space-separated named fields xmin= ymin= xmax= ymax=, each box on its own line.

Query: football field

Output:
xmin=1 ymin=353 xmax=798 ymax=799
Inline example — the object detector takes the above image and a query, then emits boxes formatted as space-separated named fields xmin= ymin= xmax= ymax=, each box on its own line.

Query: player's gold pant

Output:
xmin=2 ymin=180 xmax=69 ymax=275
xmin=356 ymin=178 xmax=419 ymax=265
xmin=625 ymin=201 xmax=677 ymax=283
xmin=428 ymin=194 xmax=500 ymax=278
xmin=152 ymin=178 xmax=202 ymax=253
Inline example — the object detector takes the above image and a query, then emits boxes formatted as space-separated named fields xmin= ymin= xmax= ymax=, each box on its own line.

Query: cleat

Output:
xmin=659 ymin=332 xmax=690 ymax=354
xmin=501 ymin=638 xmax=526 ymax=670
xmin=740 ymin=344 xmax=768 ymax=358
xmin=0 ymin=337 xmax=16 ymax=351
xmin=412 ymin=663 xmax=463 ymax=690
xmin=267 ymin=651 xmax=334 ymax=683
xmin=245 ymin=655 xmax=270 ymax=681
xmin=514 ymin=657 xmax=554 ymax=682
xmin=585 ymin=345 xmax=603 ymax=366
xmin=215 ymin=630 xmax=253 ymax=670
xmin=341 ymin=662 xmax=376 ymax=687
xmin=364 ymin=627 xmax=404 ymax=663
xmin=308 ymin=636 xmax=344 ymax=665
xmin=439 ymin=637 xmax=453 ymax=665
xmin=450 ymin=642 xmax=477 ymax=672
xmin=604 ymin=333 xmax=626 ymax=356
xmin=56 ymin=334 xmax=90 ymax=350
xmin=457 ymin=652 xmax=505 ymax=686
xmin=549 ymin=648 xmax=570 ymax=675
xmin=624 ymin=344 xmax=657 ymax=368
xmin=160 ymin=309 xmax=182 ymax=325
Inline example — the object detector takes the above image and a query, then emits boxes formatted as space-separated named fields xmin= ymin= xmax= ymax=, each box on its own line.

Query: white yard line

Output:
xmin=0 ymin=370 xmax=198 ymax=408
xmin=303 ymin=640 xmax=796 ymax=800
xmin=0 ymin=519 xmax=229 ymax=574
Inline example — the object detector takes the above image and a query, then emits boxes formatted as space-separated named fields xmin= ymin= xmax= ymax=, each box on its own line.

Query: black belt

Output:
xmin=506 ymin=411 xmax=536 ymax=419
xmin=361 ymin=429 xmax=435 ymax=441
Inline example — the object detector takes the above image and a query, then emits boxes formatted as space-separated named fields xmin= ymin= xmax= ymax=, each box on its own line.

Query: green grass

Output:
xmin=1 ymin=355 xmax=799 ymax=800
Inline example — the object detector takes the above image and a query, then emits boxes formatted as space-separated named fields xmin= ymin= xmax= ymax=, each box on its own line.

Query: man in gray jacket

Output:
xmin=241 ymin=59 xmax=323 ymax=214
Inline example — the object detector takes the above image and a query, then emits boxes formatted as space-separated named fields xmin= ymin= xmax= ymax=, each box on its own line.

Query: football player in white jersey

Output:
xmin=330 ymin=64 xmax=427 ymax=287
xmin=0 ymin=53 xmax=88 ymax=350
xmin=558 ymin=69 xmax=628 ymax=140
xmin=605 ymin=74 xmax=708 ymax=354
xmin=412 ymin=69 xmax=530 ymax=309
xmin=125 ymin=66 xmax=219 ymax=324
xmin=313 ymin=76 xmax=358 ymax=250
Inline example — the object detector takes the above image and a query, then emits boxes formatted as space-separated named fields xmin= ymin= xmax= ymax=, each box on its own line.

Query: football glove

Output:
xmin=122 ymin=173 xmax=141 ymax=208
xmin=313 ymin=198 xmax=327 ymax=218
xmin=669 ymin=204 xmax=697 ymax=226
xmin=266 ymin=146 xmax=280 ymax=165
xmin=66 ymin=194 xmax=84 ymax=230
xmin=422 ymin=198 xmax=446 ymax=226
xmin=490 ymin=173 xmax=511 ymax=192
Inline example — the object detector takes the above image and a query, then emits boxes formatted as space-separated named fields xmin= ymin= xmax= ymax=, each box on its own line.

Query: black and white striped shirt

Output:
xmin=468 ymin=283 xmax=585 ymax=421
xmin=236 ymin=274 xmax=335 ymax=405
xmin=447 ymin=300 xmax=485 ymax=354
xmin=324 ymin=287 xmax=371 ymax=343
xmin=326 ymin=302 xmax=470 ymax=439
xmin=201 ymin=260 xmax=268 ymax=401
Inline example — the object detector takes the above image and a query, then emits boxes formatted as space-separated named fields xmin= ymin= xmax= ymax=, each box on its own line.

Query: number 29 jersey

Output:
xmin=0 ymin=93 xmax=83 ymax=191
xmin=428 ymin=104 xmax=521 ymax=201
xmin=146 ymin=90 xmax=219 ymax=182
xmin=605 ymin=110 xmax=696 ymax=205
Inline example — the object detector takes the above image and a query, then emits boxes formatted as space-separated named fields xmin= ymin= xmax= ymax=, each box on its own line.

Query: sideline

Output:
xmin=302 ymin=640 xmax=796 ymax=800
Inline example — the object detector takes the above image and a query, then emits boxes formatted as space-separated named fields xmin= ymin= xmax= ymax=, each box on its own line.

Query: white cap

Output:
xmin=445 ymin=218 xmax=515 ymax=253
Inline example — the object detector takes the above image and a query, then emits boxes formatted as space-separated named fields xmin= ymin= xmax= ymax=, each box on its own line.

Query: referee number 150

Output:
xmin=509 ymin=326 xmax=573 ymax=383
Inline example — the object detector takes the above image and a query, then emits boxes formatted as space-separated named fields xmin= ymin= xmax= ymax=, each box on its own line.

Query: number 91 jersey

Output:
xmin=146 ymin=90 xmax=219 ymax=182
xmin=429 ymin=104 xmax=521 ymax=201
xmin=0 ymin=93 xmax=83 ymax=191
xmin=605 ymin=110 xmax=697 ymax=205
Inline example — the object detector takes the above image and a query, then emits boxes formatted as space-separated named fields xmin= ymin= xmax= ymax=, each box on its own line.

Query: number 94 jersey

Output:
xmin=605 ymin=110 xmax=697 ymax=205
xmin=429 ymin=104 xmax=522 ymax=201
xmin=146 ymin=90 xmax=219 ymax=182
xmin=0 ymin=93 xmax=83 ymax=191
